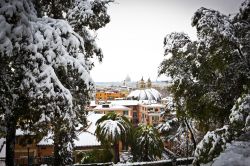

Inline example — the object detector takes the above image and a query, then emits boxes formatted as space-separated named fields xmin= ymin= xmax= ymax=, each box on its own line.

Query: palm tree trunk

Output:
xmin=114 ymin=142 xmax=120 ymax=163
xmin=143 ymin=141 xmax=149 ymax=161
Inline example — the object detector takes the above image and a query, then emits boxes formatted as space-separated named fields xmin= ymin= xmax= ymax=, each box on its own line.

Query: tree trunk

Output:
xmin=184 ymin=118 xmax=196 ymax=150
xmin=54 ymin=141 xmax=61 ymax=166
xmin=143 ymin=142 xmax=149 ymax=161
xmin=53 ymin=117 xmax=73 ymax=166
xmin=53 ymin=118 xmax=63 ymax=166
xmin=184 ymin=118 xmax=200 ymax=166
xmin=114 ymin=142 xmax=120 ymax=163
xmin=6 ymin=115 xmax=17 ymax=166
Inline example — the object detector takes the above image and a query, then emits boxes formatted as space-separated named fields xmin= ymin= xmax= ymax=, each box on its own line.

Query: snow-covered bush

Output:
xmin=193 ymin=126 xmax=232 ymax=165
xmin=79 ymin=149 xmax=113 ymax=164
xmin=230 ymin=94 xmax=250 ymax=131
xmin=156 ymin=119 xmax=174 ymax=133
xmin=193 ymin=94 xmax=250 ymax=165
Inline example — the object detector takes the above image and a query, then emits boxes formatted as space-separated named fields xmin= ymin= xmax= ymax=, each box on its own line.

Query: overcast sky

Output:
xmin=91 ymin=0 xmax=244 ymax=82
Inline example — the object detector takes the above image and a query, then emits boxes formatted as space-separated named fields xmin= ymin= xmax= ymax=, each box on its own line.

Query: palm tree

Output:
xmin=132 ymin=124 xmax=164 ymax=161
xmin=95 ymin=112 xmax=132 ymax=163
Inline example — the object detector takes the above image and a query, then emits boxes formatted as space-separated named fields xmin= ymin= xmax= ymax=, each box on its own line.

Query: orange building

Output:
xmin=95 ymin=90 xmax=127 ymax=101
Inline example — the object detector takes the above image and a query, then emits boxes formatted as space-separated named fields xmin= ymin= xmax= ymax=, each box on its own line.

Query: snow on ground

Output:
xmin=0 ymin=138 xmax=6 ymax=159
xmin=212 ymin=141 xmax=250 ymax=166
xmin=212 ymin=131 xmax=250 ymax=166
xmin=0 ymin=161 xmax=5 ymax=166
xmin=115 ymin=157 xmax=194 ymax=166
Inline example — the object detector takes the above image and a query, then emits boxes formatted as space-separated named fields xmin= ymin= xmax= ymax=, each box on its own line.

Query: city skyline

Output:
xmin=91 ymin=0 xmax=244 ymax=82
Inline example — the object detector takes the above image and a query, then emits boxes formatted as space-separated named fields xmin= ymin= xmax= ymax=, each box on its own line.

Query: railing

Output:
xmin=74 ymin=157 xmax=194 ymax=166
xmin=75 ymin=162 xmax=113 ymax=166
xmin=12 ymin=156 xmax=194 ymax=166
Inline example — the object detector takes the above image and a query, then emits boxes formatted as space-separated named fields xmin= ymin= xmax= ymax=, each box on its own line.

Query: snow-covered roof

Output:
xmin=109 ymin=100 xmax=139 ymax=106
xmin=127 ymin=88 xmax=162 ymax=101
xmin=0 ymin=138 xmax=6 ymax=159
xmin=74 ymin=132 xmax=100 ymax=147
xmin=37 ymin=113 xmax=104 ymax=147
xmin=16 ymin=128 xmax=35 ymax=136
xmin=142 ymin=103 xmax=165 ymax=108
xmin=161 ymin=96 xmax=173 ymax=101
xmin=86 ymin=113 xmax=104 ymax=134
xmin=139 ymin=100 xmax=158 ymax=105
xmin=37 ymin=131 xmax=101 ymax=148
xmin=89 ymin=100 xmax=96 ymax=107
xmin=148 ymin=112 xmax=161 ymax=116
xmin=93 ymin=105 xmax=130 ymax=111
xmin=37 ymin=132 xmax=53 ymax=146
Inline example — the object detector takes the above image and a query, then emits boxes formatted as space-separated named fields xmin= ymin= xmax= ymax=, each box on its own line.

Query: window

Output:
xmin=148 ymin=108 xmax=153 ymax=112
xmin=123 ymin=110 xmax=128 ymax=116
xmin=152 ymin=116 xmax=159 ymax=121
xmin=133 ymin=112 xmax=138 ymax=118
xmin=102 ymin=104 xmax=109 ymax=108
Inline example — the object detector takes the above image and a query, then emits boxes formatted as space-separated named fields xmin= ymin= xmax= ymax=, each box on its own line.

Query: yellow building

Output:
xmin=95 ymin=90 xmax=127 ymax=101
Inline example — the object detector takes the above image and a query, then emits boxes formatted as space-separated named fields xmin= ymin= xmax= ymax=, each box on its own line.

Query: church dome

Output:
xmin=128 ymin=78 xmax=161 ymax=101
xmin=127 ymin=88 xmax=162 ymax=101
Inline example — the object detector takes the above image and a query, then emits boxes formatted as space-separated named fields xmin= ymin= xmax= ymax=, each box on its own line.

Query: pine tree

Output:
xmin=0 ymin=0 xmax=112 ymax=165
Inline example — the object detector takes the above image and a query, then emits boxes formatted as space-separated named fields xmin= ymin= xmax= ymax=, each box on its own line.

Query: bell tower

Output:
xmin=147 ymin=78 xmax=152 ymax=88
xmin=139 ymin=77 xmax=146 ymax=89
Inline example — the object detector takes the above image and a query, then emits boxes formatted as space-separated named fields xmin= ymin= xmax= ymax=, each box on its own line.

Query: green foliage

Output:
xmin=193 ymin=93 xmax=250 ymax=165
xmin=79 ymin=149 xmax=113 ymax=164
xmin=159 ymin=0 xmax=250 ymax=164
xmin=159 ymin=0 xmax=250 ymax=132
xmin=131 ymin=124 xmax=164 ymax=162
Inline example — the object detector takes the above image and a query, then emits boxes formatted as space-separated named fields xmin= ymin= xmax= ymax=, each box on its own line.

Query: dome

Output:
xmin=127 ymin=88 xmax=162 ymax=101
